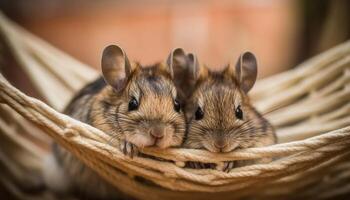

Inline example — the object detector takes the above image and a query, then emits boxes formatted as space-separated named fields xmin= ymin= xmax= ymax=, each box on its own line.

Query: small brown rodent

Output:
xmin=43 ymin=45 xmax=186 ymax=199
xmin=183 ymin=52 xmax=277 ymax=172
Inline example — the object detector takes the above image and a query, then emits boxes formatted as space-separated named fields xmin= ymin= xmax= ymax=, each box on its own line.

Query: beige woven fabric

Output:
xmin=0 ymin=12 xmax=349 ymax=199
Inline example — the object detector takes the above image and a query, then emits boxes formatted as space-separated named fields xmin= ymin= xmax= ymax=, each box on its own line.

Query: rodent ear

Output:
xmin=235 ymin=52 xmax=258 ymax=93
xmin=187 ymin=53 xmax=200 ymax=81
xmin=167 ymin=49 xmax=202 ymax=99
xmin=180 ymin=53 xmax=202 ymax=98
xmin=101 ymin=44 xmax=131 ymax=92
xmin=166 ymin=48 xmax=187 ymax=78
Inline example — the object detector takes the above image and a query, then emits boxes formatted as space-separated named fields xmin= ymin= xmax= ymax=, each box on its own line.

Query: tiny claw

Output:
xmin=194 ymin=162 xmax=203 ymax=169
xmin=120 ymin=140 xmax=139 ymax=158
xmin=187 ymin=162 xmax=214 ymax=169
xmin=223 ymin=161 xmax=235 ymax=172
xmin=206 ymin=163 xmax=216 ymax=169
xmin=187 ymin=162 xmax=204 ymax=169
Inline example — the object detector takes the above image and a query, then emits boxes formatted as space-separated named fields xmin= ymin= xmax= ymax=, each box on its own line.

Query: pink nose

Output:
xmin=214 ymin=141 xmax=227 ymax=151
xmin=150 ymin=126 xmax=164 ymax=139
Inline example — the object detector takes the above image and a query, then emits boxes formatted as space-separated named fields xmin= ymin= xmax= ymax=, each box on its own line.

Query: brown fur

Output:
xmin=184 ymin=66 xmax=276 ymax=168
xmin=51 ymin=63 xmax=186 ymax=199
xmin=88 ymin=64 xmax=185 ymax=149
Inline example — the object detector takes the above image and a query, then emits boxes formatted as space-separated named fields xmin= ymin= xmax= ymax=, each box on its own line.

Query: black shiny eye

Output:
xmin=128 ymin=97 xmax=139 ymax=111
xmin=174 ymin=99 xmax=181 ymax=112
xmin=235 ymin=105 xmax=243 ymax=120
xmin=195 ymin=106 xmax=204 ymax=120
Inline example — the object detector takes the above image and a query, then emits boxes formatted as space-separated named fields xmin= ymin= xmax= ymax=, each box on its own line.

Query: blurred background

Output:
xmin=0 ymin=0 xmax=349 ymax=80
xmin=0 ymin=1 xmax=350 ymax=198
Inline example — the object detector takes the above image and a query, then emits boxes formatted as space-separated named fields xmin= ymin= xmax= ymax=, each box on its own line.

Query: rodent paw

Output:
xmin=120 ymin=140 xmax=139 ymax=158
xmin=222 ymin=161 xmax=235 ymax=172
xmin=187 ymin=162 xmax=215 ymax=169
xmin=190 ymin=162 xmax=205 ymax=169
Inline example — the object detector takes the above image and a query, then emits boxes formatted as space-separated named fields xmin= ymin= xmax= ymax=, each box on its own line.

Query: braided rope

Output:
xmin=0 ymin=11 xmax=349 ymax=199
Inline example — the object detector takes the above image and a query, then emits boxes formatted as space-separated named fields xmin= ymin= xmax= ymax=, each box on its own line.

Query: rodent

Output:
xmin=182 ymin=52 xmax=277 ymax=172
xmin=43 ymin=45 xmax=186 ymax=199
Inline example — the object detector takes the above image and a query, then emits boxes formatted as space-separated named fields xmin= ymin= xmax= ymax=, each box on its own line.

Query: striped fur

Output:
xmin=47 ymin=63 xmax=186 ymax=199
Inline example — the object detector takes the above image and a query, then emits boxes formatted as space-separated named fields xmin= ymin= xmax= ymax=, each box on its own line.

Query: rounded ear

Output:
xmin=167 ymin=48 xmax=202 ymax=99
xmin=235 ymin=52 xmax=258 ymax=93
xmin=166 ymin=48 xmax=186 ymax=78
xmin=187 ymin=53 xmax=200 ymax=81
xmin=187 ymin=53 xmax=209 ymax=85
xmin=101 ymin=45 xmax=131 ymax=92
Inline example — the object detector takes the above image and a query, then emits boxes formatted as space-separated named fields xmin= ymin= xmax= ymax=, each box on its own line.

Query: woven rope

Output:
xmin=0 ymin=12 xmax=350 ymax=199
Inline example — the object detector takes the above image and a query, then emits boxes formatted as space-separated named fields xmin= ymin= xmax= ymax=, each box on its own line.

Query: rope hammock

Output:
xmin=0 ymin=12 xmax=349 ymax=200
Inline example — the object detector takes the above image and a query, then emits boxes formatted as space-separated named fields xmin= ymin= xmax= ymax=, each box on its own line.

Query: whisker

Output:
xmin=258 ymin=104 xmax=285 ymax=117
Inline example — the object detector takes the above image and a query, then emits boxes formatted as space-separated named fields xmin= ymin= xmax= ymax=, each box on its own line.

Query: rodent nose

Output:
xmin=214 ymin=140 xmax=227 ymax=151
xmin=149 ymin=126 xmax=164 ymax=139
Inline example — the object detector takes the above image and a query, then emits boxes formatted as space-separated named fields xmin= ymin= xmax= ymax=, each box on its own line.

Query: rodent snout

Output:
xmin=149 ymin=126 xmax=165 ymax=139
xmin=214 ymin=140 xmax=228 ymax=152
xmin=148 ymin=124 xmax=165 ymax=139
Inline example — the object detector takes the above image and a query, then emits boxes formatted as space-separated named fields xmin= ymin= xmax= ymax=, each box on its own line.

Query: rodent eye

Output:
xmin=174 ymin=99 xmax=181 ymax=112
xmin=128 ymin=97 xmax=139 ymax=111
xmin=235 ymin=105 xmax=243 ymax=120
xmin=195 ymin=107 xmax=204 ymax=120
